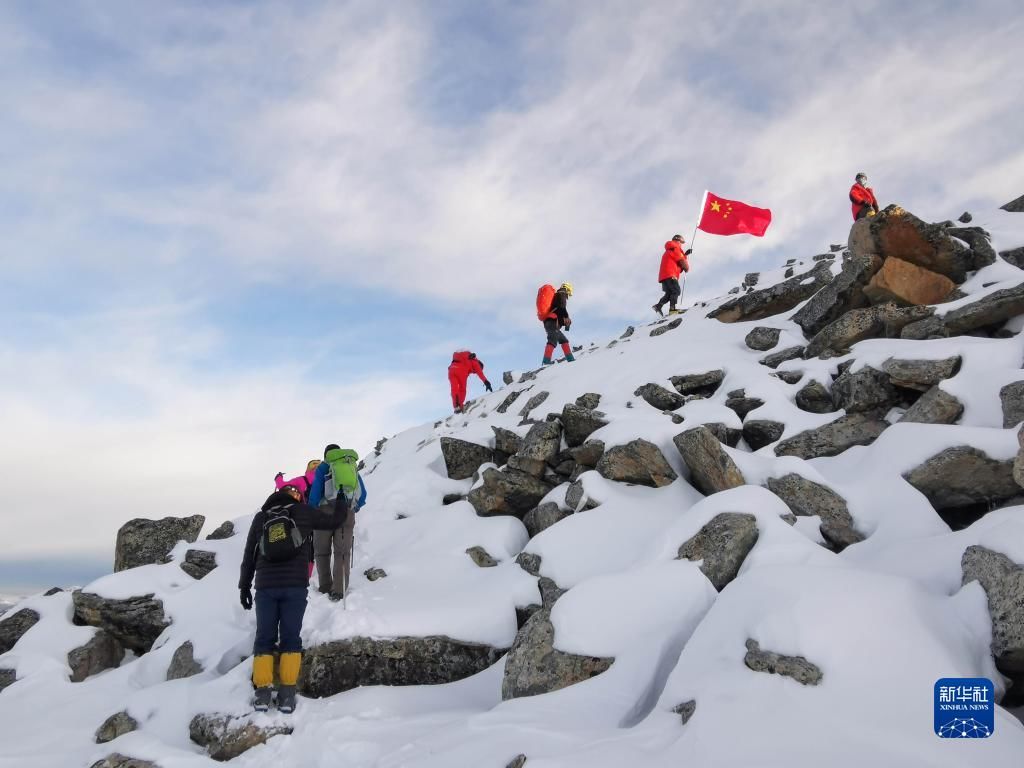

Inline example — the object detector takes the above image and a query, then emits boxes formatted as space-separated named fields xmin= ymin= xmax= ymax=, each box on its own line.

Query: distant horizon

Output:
xmin=0 ymin=555 xmax=111 ymax=599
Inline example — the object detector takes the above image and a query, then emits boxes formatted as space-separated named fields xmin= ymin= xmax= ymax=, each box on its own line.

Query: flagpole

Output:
xmin=681 ymin=190 xmax=708 ymax=304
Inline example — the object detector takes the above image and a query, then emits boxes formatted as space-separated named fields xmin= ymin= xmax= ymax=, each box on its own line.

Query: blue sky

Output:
xmin=1 ymin=0 xmax=1022 ymax=584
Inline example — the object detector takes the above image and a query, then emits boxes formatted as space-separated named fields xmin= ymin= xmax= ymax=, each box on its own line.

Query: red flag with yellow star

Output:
xmin=697 ymin=191 xmax=772 ymax=237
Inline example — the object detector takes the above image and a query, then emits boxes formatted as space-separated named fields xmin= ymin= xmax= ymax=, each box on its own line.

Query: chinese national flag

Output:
xmin=697 ymin=191 xmax=772 ymax=237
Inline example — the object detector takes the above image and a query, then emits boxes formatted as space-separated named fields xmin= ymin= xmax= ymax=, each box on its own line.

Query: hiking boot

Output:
xmin=277 ymin=685 xmax=297 ymax=714
xmin=329 ymin=592 xmax=343 ymax=602
xmin=652 ymin=303 xmax=664 ymax=317
xmin=668 ymin=308 xmax=683 ymax=315
xmin=564 ymin=354 xmax=576 ymax=362
xmin=541 ymin=357 xmax=553 ymax=365
xmin=253 ymin=687 xmax=273 ymax=712
xmin=317 ymin=586 xmax=330 ymax=595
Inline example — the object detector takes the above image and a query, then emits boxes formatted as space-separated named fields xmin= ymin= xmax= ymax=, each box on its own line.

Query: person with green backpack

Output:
xmin=308 ymin=443 xmax=368 ymax=602
xmin=238 ymin=484 xmax=344 ymax=713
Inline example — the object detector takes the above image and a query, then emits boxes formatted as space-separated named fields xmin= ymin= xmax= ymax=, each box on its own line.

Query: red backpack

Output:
xmin=536 ymin=284 xmax=556 ymax=321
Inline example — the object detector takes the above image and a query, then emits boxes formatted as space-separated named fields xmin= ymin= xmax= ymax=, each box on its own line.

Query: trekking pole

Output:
xmin=681 ymin=191 xmax=706 ymax=307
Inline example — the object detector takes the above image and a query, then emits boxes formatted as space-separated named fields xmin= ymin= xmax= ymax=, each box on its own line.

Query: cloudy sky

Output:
xmin=1 ymin=0 xmax=1021 ymax=588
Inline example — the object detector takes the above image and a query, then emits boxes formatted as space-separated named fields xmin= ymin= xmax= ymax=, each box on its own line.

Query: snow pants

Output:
xmin=543 ymin=318 xmax=569 ymax=346
xmin=448 ymin=367 xmax=468 ymax=409
xmin=313 ymin=500 xmax=355 ymax=595
xmin=253 ymin=586 xmax=307 ymax=654
xmin=657 ymin=278 xmax=681 ymax=310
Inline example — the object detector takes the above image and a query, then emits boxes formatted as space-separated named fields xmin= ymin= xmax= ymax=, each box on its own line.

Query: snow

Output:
xmin=3 ymin=204 xmax=1024 ymax=765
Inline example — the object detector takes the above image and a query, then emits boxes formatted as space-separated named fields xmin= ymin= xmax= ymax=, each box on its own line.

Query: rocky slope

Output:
xmin=2 ymin=201 xmax=1024 ymax=767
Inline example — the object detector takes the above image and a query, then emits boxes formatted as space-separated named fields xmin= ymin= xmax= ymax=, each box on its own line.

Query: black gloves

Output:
xmin=484 ymin=380 xmax=493 ymax=392
xmin=240 ymin=587 xmax=253 ymax=610
xmin=685 ymin=248 xmax=693 ymax=256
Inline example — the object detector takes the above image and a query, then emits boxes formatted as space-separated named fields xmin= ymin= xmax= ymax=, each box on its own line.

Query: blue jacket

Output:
xmin=308 ymin=461 xmax=368 ymax=509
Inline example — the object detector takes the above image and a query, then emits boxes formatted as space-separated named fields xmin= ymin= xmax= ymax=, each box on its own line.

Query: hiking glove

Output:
xmin=240 ymin=588 xmax=253 ymax=610
xmin=484 ymin=380 xmax=493 ymax=392
xmin=684 ymin=249 xmax=693 ymax=256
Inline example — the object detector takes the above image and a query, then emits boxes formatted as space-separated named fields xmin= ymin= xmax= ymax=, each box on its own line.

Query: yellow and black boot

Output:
xmin=278 ymin=652 xmax=302 ymax=714
xmin=252 ymin=654 xmax=274 ymax=712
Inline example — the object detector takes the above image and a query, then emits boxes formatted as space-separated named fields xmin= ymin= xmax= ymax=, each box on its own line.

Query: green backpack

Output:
xmin=324 ymin=448 xmax=360 ymax=504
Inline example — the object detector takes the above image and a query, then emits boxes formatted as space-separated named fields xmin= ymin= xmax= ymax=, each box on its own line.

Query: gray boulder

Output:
xmin=677 ymin=512 xmax=758 ymax=590
xmin=596 ymin=439 xmax=677 ymax=487
xmin=947 ymin=226 xmax=997 ymax=271
xmin=0 ymin=608 xmax=40 ymax=654
xmin=903 ymin=447 xmax=1019 ymax=518
xmin=501 ymin=607 xmax=613 ymax=700
xmin=576 ymin=392 xmax=602 ymax=409
xmin=881 ymin=356 xmax=960 ymax=391
xmin=759 ymin=345 xmax=805 ymax=369
xmin=516 ymin=552 xmax=542 ymax=576
xmin=899 ymin=386 xmax=963 ymax=425
xmin=205 ymin=520 xmax=235 ymax=540
xmin=1000 ymin=381 xmax=1024 ymax=427
xmin=114 ymin=515 xmax=205 ymax=572
xmin=89 ymin=756 xmax=158 ymax=768
xmin=509 ymin=421 xmax=562 ymax=477
xmin=672 ymin=700 xmax=697 ymax=725
xmin=773 ymin=370 xmax=804 ymax=385
xmin=744 ymin=639 xmax=822 ymax=685
xmin=180 ymin=549 xmax=217 ymax=580
xmin=565 ymin=481 xmax=600 ymax=513
xmin=166 ymin=640 xmax=203 ymax=680
xmin=300 ymin=636 xmax=507 ymax=698
xmin=503 ymin=370 xmax=515 ymax=385
xmin=0 ymin=668 xmax=14 ymax=692
xmin=496 ymin=389 xmax=524 ymax=414
xmin=68 ymin=630 xmax=125 ymax=682
xmin=634 ymin=383 xmax=686 ymax=411
xmin=1001 ymin=246 xmax=1024 ymax=269
xmin=189 ymin=713 xmax=293 ymax=762
xmin=523 ymin=502 xmax=572 ymax=538
xmin=1016 ymin=426 xmax=1024 ymax=489
xmin=899 ymin=315 xmax=951 ymax=341
xmin=961 ymin=546 xmax=1024 ymax=681
xmin=724 ymin=389 xmax=764 ymax=420
xmin=942 ymin=282 xmax=1024 ymax=336
xmin=775 ymin=412 xmax=888 ymax=459
xmin=795 ymin=379 xmax=835 ymax=414
xmin=467 ymin=468 xmax=552 ymax=519
xmin=72 ymin=591 xmax=170 ymax=654
xmin=493 ymin=426 xmax=524 ymax=456
xmin=708 ymin=262 xmax=832 ymax=323
xmin=466 ymin=546 xmax=498 ymax=568
xmin=364 ymin=567 xmax=387 ymax=582
xmin=805 ymin=303 xmax=933 ymax=358
xmin=702 ymin=422 xmax=742 ymax=448
xmin=831 ymin=366 xmax=899 ymax=413
xmin=1002 ymin=194 xmax=1024 ymax=213
xmin=766 ymin=474 xmax=862 ymax=550
xmin=742 ymin=420 xmax=785 ymax=451
xmin=650 ymin=317 xmax=683 ymax=336
xmin=95 ymin=711 xmax=139 ymax=744
xmin=440 ymin=437 xmax=494 ymax=481
xmin=518 ymin=391 xmax=551 ymax=420
xmin=792 ymin=251 xmax=882 ymax=337
xmin=744 ymin=327 xmax=781 ymax=351
xmin=673 ymin=427 xmax=746 ymax=495
xmin=670 ymin=370 xmax=725 ymax=398
xmin=560 ymin=404 xmax=608 ymax=448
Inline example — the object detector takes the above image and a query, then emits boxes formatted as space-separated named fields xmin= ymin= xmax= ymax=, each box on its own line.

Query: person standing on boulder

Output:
xmin=308 ymin=444 xmax=368 ymax=602
xmin=536 ymin=282 xmax=575 ymax=365
xmin=448 ymin=350 xmax=491 ymax=414
xmin=850 ymin=172 xmax=879 ymax=220
xmin=239 ymin=484 xmax=344 ymax=713
xmin=653 ymin=234 xmax=691 ymax=316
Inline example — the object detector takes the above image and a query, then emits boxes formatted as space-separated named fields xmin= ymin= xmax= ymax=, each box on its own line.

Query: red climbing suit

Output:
xmin=658 ymin=240 xmax=690 ymax=281
xmin=849 ymin=182 xmax=878 ymax=221
xmin=448 ymin=351 xmax=487 ymax=410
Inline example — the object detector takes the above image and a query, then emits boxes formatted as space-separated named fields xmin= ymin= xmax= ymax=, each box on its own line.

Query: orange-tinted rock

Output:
xmin=863 ymin=257 xmax=955 ymax=306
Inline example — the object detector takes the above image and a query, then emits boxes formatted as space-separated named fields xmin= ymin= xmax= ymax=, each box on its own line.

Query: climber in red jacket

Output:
xmin=448 ymin=350 xmax=491 ymax=413
xmin=653 ymin=235 xmax=691 ymax=316
xmin=849 ymin=172 xmax=879 ymax=221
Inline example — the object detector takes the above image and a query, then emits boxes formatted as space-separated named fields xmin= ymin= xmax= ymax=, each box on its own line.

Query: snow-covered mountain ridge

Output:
xmin=3 ymin=202 xmax=1024 ymax=767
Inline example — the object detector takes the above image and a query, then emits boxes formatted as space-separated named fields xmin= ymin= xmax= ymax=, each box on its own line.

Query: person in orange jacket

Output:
xmin=849 ymin=172 xmax=879 ymax=221
xmin=448 ymin=350 xmax=491 ymax=413
xmin=653 ymin=234 xmax=691 ymax=316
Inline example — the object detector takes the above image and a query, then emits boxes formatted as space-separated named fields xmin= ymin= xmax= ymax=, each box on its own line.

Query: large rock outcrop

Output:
xmin=72 ymin=591 xmax=170 ymax=654
xmin=676 ymin=513 xmax=758 ymax=590
xmin=501 ymin=607 xmax=613 ymax=700
xmin=596 ymin=439 xmax=677 ymax=487
xmin=114 ymin=515 xmax=205 ymax=572
xmin=774 ymin=413 xmax=888 ymax=460
xmin=903 ymin=447 xmax=1019 ymax=523
xmin=869 ymin=205 xmax=974 ymax=282
xmin=467 ymin=468 xmax=553 ymax=519
xmin=673 ymin=427 xmax=745 ymax=494
xmin=708 ymin=262 xmax=832 ymax=323
xmin=301 ymin=636 xmax=508 ymax=698
xmin=792 ymin=251 xmax=881 ymax=336
xmin=440 ymin=437 xmax=494 ymax=480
